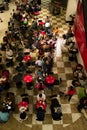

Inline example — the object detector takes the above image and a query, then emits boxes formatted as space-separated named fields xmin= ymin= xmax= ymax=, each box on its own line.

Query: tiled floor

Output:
xmin=0 ymin=0 xmax=87 ymax=130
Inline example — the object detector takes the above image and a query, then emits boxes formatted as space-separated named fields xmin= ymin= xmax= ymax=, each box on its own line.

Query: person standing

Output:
xmin=54 ymin=36 xmax=65 ymax=58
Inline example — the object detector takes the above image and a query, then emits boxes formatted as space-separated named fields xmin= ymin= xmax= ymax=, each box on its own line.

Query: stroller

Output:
xmin=50 ymin=95 xmax=62 ymax=120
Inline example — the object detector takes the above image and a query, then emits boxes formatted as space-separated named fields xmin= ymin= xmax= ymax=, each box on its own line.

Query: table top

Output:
xmin=23 ymin=74 xmax=33 ymax=83
xmin=23 ymin=55 xmax=31 ymax=62
xmin=45 ymin=75 xmax=55 ymax=84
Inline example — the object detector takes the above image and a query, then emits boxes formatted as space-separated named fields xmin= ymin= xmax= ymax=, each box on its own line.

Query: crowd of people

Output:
xmin=0 ymin=0 xmax=62 ymax=122
xmin=0 ymin=0 xmax=87 ymax=123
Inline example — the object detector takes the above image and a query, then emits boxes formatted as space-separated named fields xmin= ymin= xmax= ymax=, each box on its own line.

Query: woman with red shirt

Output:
xmin=67 ymin=86 xmax=76 ymax=101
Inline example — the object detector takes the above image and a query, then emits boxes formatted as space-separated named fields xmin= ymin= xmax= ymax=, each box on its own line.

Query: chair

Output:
xmin=21 ymin=93 xmax=29 ymax=104
xmin=36 ymin=107 xmax=45 ymax=121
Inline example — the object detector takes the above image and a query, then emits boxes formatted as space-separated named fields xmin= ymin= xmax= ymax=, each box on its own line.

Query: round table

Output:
xmin=23 ymin=75 xmax=33 ymax=83
xmin=23 ymin=55 xmax=31 ymax=62
xmin=23 ymin=75 xmax=33 ymax=89
xmin=45 ymin=75 xmax=55 ymax=90
xmin=39 ymin=21 xmax=45 ymax=25
xmin=45 ymin=75 xmax=55 ymax=84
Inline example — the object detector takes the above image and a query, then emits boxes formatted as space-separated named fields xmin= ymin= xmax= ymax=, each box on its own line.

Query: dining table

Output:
xmin=23 ymin=55 xmax=31 ymax=62
xmin=45 ymin=75 xmax=55 ymax=85
xmin=23 ymin=74 xmax=33 ymax=83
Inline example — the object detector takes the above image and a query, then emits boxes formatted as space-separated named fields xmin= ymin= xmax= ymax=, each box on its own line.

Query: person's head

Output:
xmin=39 ymin=93 xmax=42 ymax=98
xmin=69 ymin=26 xmax=71 ymax=30
xmin=38 ymin=68 xmax=42 ymax=72
xmin=38 ymin=56 xmax=40 ymax=60
xmin=37 ymin=107 xmax=43 ymax=111
xmin=69 ymin=86 xmax=74 ymax=90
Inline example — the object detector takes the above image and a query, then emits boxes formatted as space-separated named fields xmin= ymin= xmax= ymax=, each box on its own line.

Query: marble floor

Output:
xmin=0 ymin=0 xmax=87 ymax=130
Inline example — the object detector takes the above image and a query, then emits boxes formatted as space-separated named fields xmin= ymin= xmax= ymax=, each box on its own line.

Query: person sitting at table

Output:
xmin=76 ymin=63 xmax=83 ymax=71
xmin=35 ymin=82 xmax=46 ymax=91
xmin=35 ymin=68 xmax=44 ymax=82
xmin=0 ymin=69 xmax=10 ymax=90
xmin=20 ymin=111 xmax=28 ymax=121
xmin=45 ymin=72 xmax=55 ymax=90
xmin=77 ymin=96 xmax=87 ymax=119
xmin=3 ymin=93 xmax=15 ymax=112
xmin=73 ymin=68 xmax=85 ymax=80
xmin=44 ymin=16 xmax=51 ymax=31
xmin=37 ymin=91 xmax=46 ymax=102
xmin=72 ymin=79 xmax=81 ymax=87
xmin=36 ymin=106 xmax=46 ymax=121
xmin=0 ymin=107 xmax=10 ymax=123
xmin=42 ymin=57 xmax=52 ymax=76
xmin=36 ymin=91 xmax=47 ymax=121
xmin=35 ymin=56 xmax=44 ymax=68
xmin=65 ymin=86 xmax=76 ymax=101
xmin=65 ymin=26 xmax=74 ymax=39
xmin=5 ymin=46 xmax=14 ymax=66
xmin=45 ymin=16 xmax=50 ymax=23
xmin=38 ymin=47 xmax=44 ymax=57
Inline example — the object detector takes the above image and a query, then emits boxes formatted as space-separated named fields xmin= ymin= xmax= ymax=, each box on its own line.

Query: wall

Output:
xmin=74 ymin=0 xmax=87 ymax=72
xmin=65 ymin=0 xmax=78 ymax=21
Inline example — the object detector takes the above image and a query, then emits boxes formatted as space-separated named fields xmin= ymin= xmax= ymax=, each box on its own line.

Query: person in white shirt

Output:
xmin=6 ymin=47 xmax=13 ymax=60
xmin=54 ymin=36 xmax=66 ymax=58
xmin=35 ymin=56 xmax=43 ymax=67
xmin=37 ymin=92 xmax=46 ymax=102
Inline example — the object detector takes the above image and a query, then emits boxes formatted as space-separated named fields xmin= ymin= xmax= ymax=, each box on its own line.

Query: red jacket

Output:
xmin=67 ymin=88 xmax=76 ymax=96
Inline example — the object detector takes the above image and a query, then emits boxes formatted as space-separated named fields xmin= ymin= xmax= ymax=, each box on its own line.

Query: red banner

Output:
xmin=73 ymin=0 xmax=87 ymax=72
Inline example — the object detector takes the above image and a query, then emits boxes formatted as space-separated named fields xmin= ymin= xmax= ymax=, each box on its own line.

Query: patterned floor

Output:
xmin=0 ymin=0 xmax=86 ymax=130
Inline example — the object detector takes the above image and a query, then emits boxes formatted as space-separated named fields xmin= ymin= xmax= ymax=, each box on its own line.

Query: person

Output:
xmin=5 ymin=46 xmax=14 ymax=66
xmin=36 ymin=92 xmax=47 ymax=121
xmin=36 ymin=107 xmax=46 ymax=121
xmin=35 ymin=82 xmax=46 ymax=90
xmin=44 ymin=16 xmax=51 ymax=31
xmin=0 ymin=111 xmax=10 ymax=123
xmin=53 ymin=26 xmax=58 ymax=36
xmin=6 ymin=47 xmax=13 ymax=60
xmin=35 ymin=68 xmax=43 ymax=83
xmin=54 ymin=36 xmax=66 ymax=58
xmin=50 ymin=96 xmax=62 ymax=120
xmin=66 ymin=26 xmax=74 ymax=39
xmin=20 ymin=111 xmax=28 ymax=121
xmin=66 ymin=86 xmax=76 ymax=101
xmin=0 ymin=107 xmax=10 ymax=123
xmin=35 ymin=56 xmax=43 ymax=68
xmin=37 ymin=92 xmax=46 ymax=102
xmin=77 ymin=96 xmax=87 ymax=118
